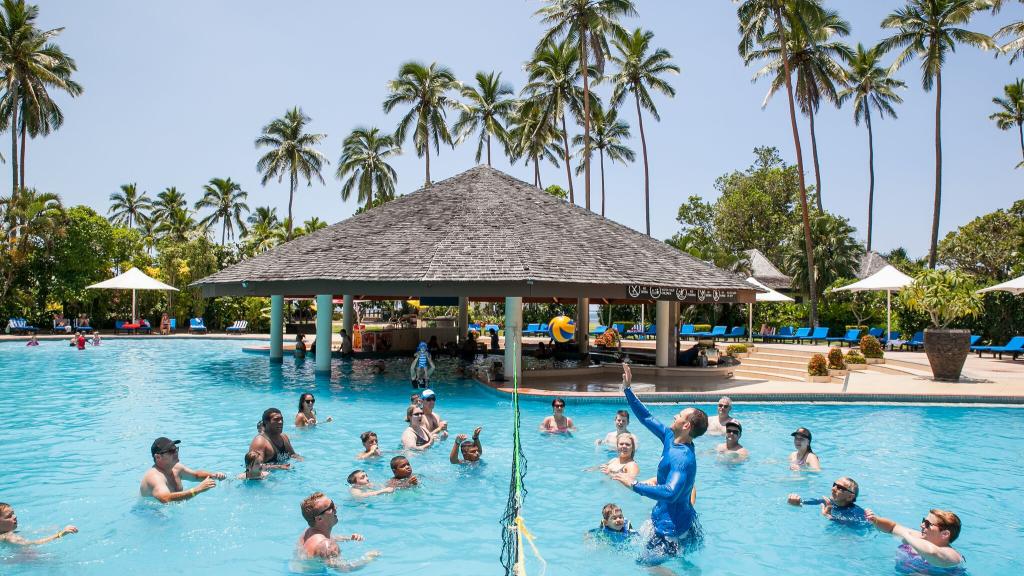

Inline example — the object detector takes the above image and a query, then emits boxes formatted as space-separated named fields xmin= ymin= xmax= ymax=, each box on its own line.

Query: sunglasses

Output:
xmin=922 ymin=517 xmax=938 ymax=530
xmin=304 ymin=399 xmax=315 ymax=404
xmin=553 ymin=404 xmax=565 ymax=408
xmin=718 ymin=404 xmax=730 ymax=408
xmin=411 ymin=412 xmax=424 ymax=417
xmin=832 ymin=483 xmax=854 ymax=495
xmin=158 ymin=447 xmax=178 ymax=455
xmin=726 ymin=428 xmax=740 ymax=434
xmin=423 ymin=397 xmax=436 ymax=402
xmin=315 ymin=501 xmax=336 ymax=517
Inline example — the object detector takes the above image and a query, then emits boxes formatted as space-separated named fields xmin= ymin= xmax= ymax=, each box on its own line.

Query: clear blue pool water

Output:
xmin=0 ymin=339 xmax=1021 ymax=575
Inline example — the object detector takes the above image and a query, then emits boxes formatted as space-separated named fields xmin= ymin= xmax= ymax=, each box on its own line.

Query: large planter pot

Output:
xmin=924 ymin=328 xmax=971 ymax=381
xmin=847 ymin=363 xmax=867 ymax=371
xmin=864 ymin=357 xmax=884 ymax=365
xmin=806 ymin=375 xmax=831 ymax=383
xmin=829 ymin=369 xmax=848 ymax=377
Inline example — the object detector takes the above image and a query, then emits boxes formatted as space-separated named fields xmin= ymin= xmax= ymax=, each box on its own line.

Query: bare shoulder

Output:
xmin=249 ymin=434 xmax=267 ymax=450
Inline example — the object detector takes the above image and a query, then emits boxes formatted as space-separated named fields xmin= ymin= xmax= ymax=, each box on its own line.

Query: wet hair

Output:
xmin=930 ymin=509 xmax=962 ymax=543
xmin=347 ymin=470 xmax=364 ymax=485
xmin=601 ymin=503 xmax=622 ymax=525
xmin=615 ymin=432 xmax=636 ymax=459
xmin=300 ymin=491 xmax=327 ymax=526
xmin=244 ymin=450 xmax=263 ymax=469
xmin=298 ymin=393 xmax=315 ymax=413
xmin=360 ymin=431 xmax=377 ymax=444
xmin=406 ymin=405 xmax=417 ymax=423
xmin=551 ymin=397 xmax=566 ymax=407
xmin=838 ymin=477 xmax=859 ymax=501
xmin=685 ymin=408 xmax=709 ymax=438
xmin=0 ymin=502 xmax=10 ymax=516
xmin=390 ymin=455 xmax=409 ymax=470
xmin=616 ymin=409 xmax=629 ymax=423
xmin=262 ymin=408 xmax=282 ymax=424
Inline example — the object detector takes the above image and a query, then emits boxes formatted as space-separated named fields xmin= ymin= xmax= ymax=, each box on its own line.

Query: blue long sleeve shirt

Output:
xmin=625 ymin=387 xmax=697 ymax=537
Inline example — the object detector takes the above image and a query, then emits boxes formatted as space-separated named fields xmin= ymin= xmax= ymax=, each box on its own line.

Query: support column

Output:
xmin=576 ymin=297 xmax=589 ymax=355
xmin=669 ymin=301 xmax=679 ymax=366
xmin=458 ymin=297 xmax=469 ymax=342
xmin=342 ymin=295 xmax=354 ymax=335
xmin=504 ymin=297 xmax=523 ymax=381
xmin=315 ymin=294 xmax=333 ymax=373
xmin=270 ymin=295 xmax=284 ymax=363
xmin=656 ymin=300 xmax=672 ymax=368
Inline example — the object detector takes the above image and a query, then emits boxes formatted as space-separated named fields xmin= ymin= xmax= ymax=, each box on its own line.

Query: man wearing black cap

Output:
xmin=140 ymin=437 xmax=226 ymax=503
xmin=715 ymin=420 xmax=748 ymax=462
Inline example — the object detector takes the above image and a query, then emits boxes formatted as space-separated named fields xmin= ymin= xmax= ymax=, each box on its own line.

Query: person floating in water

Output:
xmin=0 ymin=502 xmax=77 ymax=545
xmin=600 ymin=433 xmax=639 ymax=481
xmin=612 ymin=363 xmax=707 ymax=566
xmin=539 ymin=397 xmax=575 ymax=433
xmin=91 ymin=331 xmax=101 ymax=346
xmin=787 ymin=477 xmax=866 ymax=524
xmin=386 ymin=456 xmax=419 ymax=489
xmin=716 ymin=420 xmax=749 ymax=462
xmin=250 ymin=408 xmax=302 ymax=465
xmin=789 ymin=427 xmax=821 ymax=471
xmin=409 ymin=341 xmax=435 ymax=388
xmin=297 ymin=492 xmax=380 ymax=570
xmin=236 ymin=449 xmax=287 ymax=480
xmin=866 ymin=508 xmax=966 ymax=575
xmin=347 ymin=470 xmax=394 ymax=498
xmin=587 ymin=503 xmax=637 ymax=545
xmin=449 ymin=427 xmax=483 ymax=464
xmin=401 ymin=405 xmax=435 ymax=450
xmin=294 ymin=333 xmax=307 ymax=359
xmin=139 ymin=437 xmax=226 ymax=503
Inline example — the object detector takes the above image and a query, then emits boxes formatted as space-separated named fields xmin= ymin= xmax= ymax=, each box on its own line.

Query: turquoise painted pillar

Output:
xmin=503 ymin=297 xmax=522 ymax=381
xmin=270 ymin=295 xmax=284 ymax=363
xmin=342 ymin=295 xmax=354 ymax=335
xmin=315 ymin=294 xmax=333 ymax=373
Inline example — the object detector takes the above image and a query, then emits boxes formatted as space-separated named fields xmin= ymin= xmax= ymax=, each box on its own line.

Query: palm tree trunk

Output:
xmin=222 ymin=221 xmax=227 ymax=246
xmin=928 ymin=69 xmax=942 ymax=270
xmin=599 ymin=147 xmax=606 ymax=218
xmin=775 ymin=10 xmax=818 ymax=326
xmin=808 ymin=108 xmax=822 ymax=211
xmin=634 ymin=90 xmax=651 ymax=236
xmin=560 ymin=115 xmax=575 ymax=204
xmin=533 ymin=154 xmax=541 ymax=188
xmin=486 ymin=133 xmax=492 ymax=167
xmin=10 ymin=79 xmax=19 ymax=196
xmin=579 ymin=33 xmax=592 ymax=212
xmin=19 ymin=121 xmax=26 ymax=190
xmin=287 ymin=170 xmax=296 ymax=240
xmin=425 ymin=141 xmax=431 ymax=187
xmin=1018 ymin=120 xmax=1024 ymax=164
xmin=865 ymin=102 xmax=876 ymax=252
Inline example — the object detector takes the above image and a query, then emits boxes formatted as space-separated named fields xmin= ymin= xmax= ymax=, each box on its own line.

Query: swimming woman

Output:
xmin=789 ymin=427 xmax=821 ymax=471
xmin=401 ymin=405 xmax=435 ymax=450
xmin=600 ymin=432 xmax=639 ymax=480
xmin=295 ymin=393 xmax=332 ymax=427
xmin=25 ymin=333 xmax=38 ymax=347
xmin=539 ymin=398 xmax=575 ymax=433
xmin=865 ymin=508 xmax=966 ymax=575
xmin=294 ymin=334 xmax=307 ymax=359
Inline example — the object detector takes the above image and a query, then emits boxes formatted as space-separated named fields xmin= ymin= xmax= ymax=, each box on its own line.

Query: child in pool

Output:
xmin=0 ymin=502 xmax=78 ymax=546
xmin=587 ymin=503 xmax=637 ymax=544
xmin=91 ymin=331 xmax=101 ymax=346
xmin=25 ymin=333 xmax=38 ymax=347
xmin=346 ymin=470 xmax=394 ymax=498
xmin=237 ymin=450 xmax=270 ymax=480
xmin=386 ymin=456 xmax=419 ymax=489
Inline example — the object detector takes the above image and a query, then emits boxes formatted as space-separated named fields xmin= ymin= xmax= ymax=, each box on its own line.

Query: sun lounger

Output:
xmin=900 ymin=331 xmax=925 ymax=351
xmin=137 ymin=320 xmax=152 ymax=335
xmin=52 ymin=318 xmax=72 ymax=334
xmin=974 ymin=336 xmax=1024 ymax=359
xmin=867 ymin=327 xmax=884 ymax=339
xmin=226 ymin=320 xmax=249 ymax=334
xmin=780 ymin=327 xmax=811 ymax=343
xmin=590 ymin=325 xmax=607 ymax=336
xmin=468 ymin=323 xmax=482 ymax=333
xmin=825 ymin=329 xmax=860 ymax=346
xmin=484 ymin=324 xmax=500 ymax=335
xmin=799 ymin=327 xmax=829 ymax=344
xmin=967 ymin=335 xmax=982 ymax=351
xmin=721 ymin=326 xmax=745 ymax=340
xmin=624 ymin=323 xmax=645 ymax=339
xmin=679 ymin=324 xmax=695 ymax=339
xmin=761 ymin=326 xmax=793 ymax=342
xmin=189 ymin=318 xmax=208 ymax=334
xmin=643 ymin=325 xmax=658 ymax=339
xmin=8 ymin=318 xmax=38 ymax=334
xmin=696 ymin=325 xmax=727 ymax=339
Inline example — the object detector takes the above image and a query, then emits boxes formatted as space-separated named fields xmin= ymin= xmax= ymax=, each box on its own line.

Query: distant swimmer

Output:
xmin=0 ymin=502 xmax=77 ymax=545
xmin=91 ymin=331 xmax=101 ymax=346
xmin=356 ymin=431 xmax=382 ymax=460
xmin=250 ymin=408 xmax=302 ymax=464
xmin=294 ymin=334 xmax=307 ymax=359
xmin=789 ymin=427 xmax=821 ymax=471
xmin=705 ymin=396 xmax=737 ymax=436
xmin=295 ymin=393 xmax=332 ymax=427
xmin=297 ymin=492 xmax=380 ymax=570
xmin=139 ymin=437 xmax=226 ymax=503
xmin=540 ymin=397 xmax=575 ymax=433
xmin=586 ymin=503 xmax=637 ymax=545
xmin=387 ymin=456 xmax=419 ymax=489
xmin=450 ymin=427 xmax=483 ymax=464
xmin=25 ymin=333 xmax=38 ymax=347
xmin=347 ymin=470 xmax=394 ymax=498
xmin=600 ymin=433 xmax=639 ymax=480
xmin=596 ymin=410 xmax=638 ymax=450
xmin=715 ymin=420 xmax=749 ymax=462
xmin=787 ymin=477 xmax=866 ymax=524
xmin=409 ymin=341 xmax=435 ymax=388
xmin=865 ymin=508 xmax=966 ymax=575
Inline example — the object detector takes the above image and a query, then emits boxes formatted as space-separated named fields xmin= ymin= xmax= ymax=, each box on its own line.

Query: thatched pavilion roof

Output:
xmin=743 ymin=248 xmax=793 ymax=291
xmin=194 ymin=166 xmax=758 ymax=304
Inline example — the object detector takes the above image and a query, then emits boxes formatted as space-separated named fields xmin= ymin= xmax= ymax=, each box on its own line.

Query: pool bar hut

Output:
xmin=193 ymin=166 xmax=759 ymax=377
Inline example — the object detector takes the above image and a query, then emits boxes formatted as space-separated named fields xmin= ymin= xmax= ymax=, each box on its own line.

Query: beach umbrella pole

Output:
xmin=132 ymin=289 xmax=137 ymax=322
xmin=748 ymin=302 xmax=753 ymax=345
xmin=886 ymin=289 xmax=891 ymax=347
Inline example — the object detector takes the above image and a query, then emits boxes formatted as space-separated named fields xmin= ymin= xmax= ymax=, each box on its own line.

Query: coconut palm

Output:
xmin=382 ymin=61 xmax=460 ymax=187
xmin=150 ymin=186 xmax=186 ymax=227
xmin=195 ymin=177 xmax=249 ymax=245
xmin=336 ymin=127 xmax=400 ymax=212
xmin=880 ymin=0 xmax=994 ymax=269
xmin=738 ymin=0 xmax=822 ymax=326
xmin=988 ymin=0 xmax=1024 ymax=63
xmin=535 ymin=0 xmax=637 ymax=212
xmin=0 ymin=186 xmax=61 ymax=300
xmin=107 ymin=183 xmax=152 ymax=229
xmin=300 ymin=216 xmax=327 ymax=234
xmin=254 ymin=107 xmax=328 ymax=240
xmin=453 ymin=71 xmax=516 ymax=166
xmin=783 ymin=212 xmax=863 ymax=301
xmin=837 ymin=43 xmax=906 ymax=252
xmin=749 ymin=4 xmax=852 ymax=211
xmin=571 ymin=102 xmax=634 ymax=217
xmin=157 ymin=206 xmax=199 ymax=243
xmin=508 ymin=98 xmax=564 ymax=188
xmin=247 ymin=205 xmax=278 ymax=228
xmin=989 ymin=78 xmax=1024 ymax=165
xmin=524 ymin=38 xmax=589 ymax=203
xmin=139 ymin=217 xmax=158 ymax=256
xmin=609 ymin=27 xmax=679 ymax=236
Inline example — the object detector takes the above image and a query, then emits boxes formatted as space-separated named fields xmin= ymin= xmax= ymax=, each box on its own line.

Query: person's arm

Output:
xmin=325 ymin=550 xmax=382 ymax=571
xmin=3 ymin=525 xmax=78 ymax=545
xmin=282 ymin=435 xmax=303 ymax=461
xmin=890 ymin=524 xmax=961 ymax=566
xmin=805 ymin=453 xmax=821 ymax=472
xmin=150 ymin=477 xmax=216 ymax=503
xmin=629 ymin=463 xmax=688 ymax=502
xmin=472 ymin=427 xmax=482 ymax=456
xmin=539 ymin=417 xmax=553 ymax=432
xmin=179 ymin=465 xmax=226 ymax=482
xmin=623 ymin=387 xmax=668 ymax=438
xmin=450 ymin=435 xmax=465 ymax=464
xmin=295 ymin=413 xmax=308 ymax=427
xmin=787 ymin=495 xmax=827 ymax=506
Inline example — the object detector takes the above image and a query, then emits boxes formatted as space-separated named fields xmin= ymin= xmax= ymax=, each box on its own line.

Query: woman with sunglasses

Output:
xmin=786 ymin=476 xmax=866 ymax=523
xmin=789 ymin=427 xmax=821 ymax=471
xmin=540 ymin=398 xmax=575 ymax=433
xmin=295 ymin=393 xmax=332 ymax=427
xmin=600 ymin=432 xmax=639 ymax=480
xmin=401 ymin=405 xmax=435 ymax=450
xmin=865 ymin=508 xmax=965 ymax=574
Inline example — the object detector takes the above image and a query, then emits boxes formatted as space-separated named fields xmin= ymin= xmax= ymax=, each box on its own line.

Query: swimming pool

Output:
xmin=1 ymin=339 xmax=1020 ymax=575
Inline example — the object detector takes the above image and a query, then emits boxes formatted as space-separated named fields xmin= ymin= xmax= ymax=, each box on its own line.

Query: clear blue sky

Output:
xmin=28 ymin=0 xmax=1024 ymax=258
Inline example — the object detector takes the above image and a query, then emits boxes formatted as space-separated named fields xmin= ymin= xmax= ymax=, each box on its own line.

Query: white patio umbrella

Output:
xmin=977 ymin=274 xmax=1024 ymax=295
xmin=746 ymin=276 xmax=794 ymax=343
xmin=87 ymin=267 xmax=178 ymax=321
xmin=831 ymin=265 xmax=914 ymax=341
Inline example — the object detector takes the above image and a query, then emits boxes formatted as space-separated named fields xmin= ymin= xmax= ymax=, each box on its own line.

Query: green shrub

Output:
xmin=694 ymin=324 xmax=712 ymax=333
xmin=827 ymin=347 xmax=847 ymax=370
xmin=807 ymin=354 xmax=829 ymax=376
xmin=845 ymin=350 xmax=866 ymax=364
xmin=726 ymin=343 xmax=748 ymax=356
xmin=860 ymin=335 xmax=884 ymax=358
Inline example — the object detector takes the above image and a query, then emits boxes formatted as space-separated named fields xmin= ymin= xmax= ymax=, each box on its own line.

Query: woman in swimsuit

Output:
xmin=539 ymin=398 xmax=575 ymax=433
xmin=865 ymin=508 xmax=966 ymax=575
xmin=26 ymin=333 xmax=39 ymax=347
xmin=401 ymin=405 xmax=435 ymax=450
xmin=789 ymin=426 xmax=821 ymax=471
xmin=600 ymin=432 xmax=639 ymax=480
xmin=295 ymin=393 xmax=332 ymax=427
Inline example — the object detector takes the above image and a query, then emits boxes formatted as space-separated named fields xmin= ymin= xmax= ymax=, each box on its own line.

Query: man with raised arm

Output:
xmin=612 ymin=363 xmax=708 ymax=566
xmin=139 ymin=437 xmax=226 ymax=503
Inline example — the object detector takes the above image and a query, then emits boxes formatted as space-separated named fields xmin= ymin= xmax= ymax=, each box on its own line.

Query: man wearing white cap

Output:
xmin=420 ymin=389 xmax=447 ymax=439
xmin=140 ymin=437 xmax=225 ymax=503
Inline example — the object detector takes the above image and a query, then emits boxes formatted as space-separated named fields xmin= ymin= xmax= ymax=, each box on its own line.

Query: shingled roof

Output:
xmin=194 ymin=166 xmax=757 ymax=303
xmin=743 ymin=248 xmax=793 ymax=291
xmin=857 ymin=251 xmax=891 ymax=279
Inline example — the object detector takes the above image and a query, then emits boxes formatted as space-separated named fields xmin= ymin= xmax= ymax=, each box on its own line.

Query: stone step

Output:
xmin=733 ymin=369 xmax=805 ymax=382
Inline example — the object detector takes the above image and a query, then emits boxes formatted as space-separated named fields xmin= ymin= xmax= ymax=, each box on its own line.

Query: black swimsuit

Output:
xmin=262 ymin=433 xmax=291 ymax=463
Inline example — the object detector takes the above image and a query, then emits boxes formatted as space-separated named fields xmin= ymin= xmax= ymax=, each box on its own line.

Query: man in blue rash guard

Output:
xmin=612 ymin=363 xmax=708 ymax=565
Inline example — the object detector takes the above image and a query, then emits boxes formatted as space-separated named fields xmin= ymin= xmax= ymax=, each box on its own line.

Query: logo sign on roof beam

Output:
xmin=626 ymin=285 xmax=739 ymax=303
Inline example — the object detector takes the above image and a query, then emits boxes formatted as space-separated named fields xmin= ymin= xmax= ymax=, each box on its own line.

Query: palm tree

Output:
xmin=784 ymin=212 xmax=864 ymax=301
xmin=336 ymin=127 xmax=400 ymax=212
xmin=989 ymin=78 xmax=1024 ymax=165
xmin=195 ymin=177 xmax=249 ymax=245
xmin=609 ymin=27 xmax=679 ymax=236
xmin=524 ymin=38 xmax=588 ymax=203
xmin=880 ymin=0 xmax=994 ymax=269
xmin=0 ymin=0 xmax=79 ymax=194
xmin=738 ymin=0 xmax=821 ymax=326
xmin=989 ymin=0 xmax=1024 ymax=63
xmin=382 ymin=62 xmax=460 ymax=187
xmin=571 ymin=102 xmax=634 ymax=217
xmin=301 ymin=216 xmax=327 ymax=234
xmin=535 ymin=0 xmax=637 ymax=212
xmin=107 ymin=183 xmax=151 ymax=229
xmin=453 ymin=71 xmax=516 ymax=166
xmin=254 ymin=107 xmax=328 ymax=240
xmin=0 ymin=186 xmax=61 ymax=300
xmin=156 ymin=206 xmax=198 ymax=243
xmin=139 ymin=217 xmax=158 ymax=256
xmin=837 ymin=43 xmax=906 ymax=252
xmin=749 ymin=4 xmax=852 ymax=211
xmin=150 ymin=186 xmax=186 ymax=227
xmin=247 ymin=205 xmax=278 ymax=228
xmin=508 ymin=98 xmax=564 ymax=188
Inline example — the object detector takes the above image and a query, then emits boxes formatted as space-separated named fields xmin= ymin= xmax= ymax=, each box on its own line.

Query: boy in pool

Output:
xmin=237 ymin=450 xmax=270 ymax=480
xmin=449 ymin=427 xmax=483 ymax=464
xmin=297 ymin=492 xmax=380 ymax=570
xmin=787 ymin=476 xmax=866 ymax=524
xmin=386 ymin=456 xmax=419 ymax=489
xmin=596 ymin=409 xmax=638 ymax=449
xmin=587 ymin=503 xmax=637 ymax=544
xmin=356 ymin=431 xmax=382 ymax=460
xmin=346 ymin=470 xmax=394 ymax=498
xmin=0 ymin=503 xmax=78 ymax=546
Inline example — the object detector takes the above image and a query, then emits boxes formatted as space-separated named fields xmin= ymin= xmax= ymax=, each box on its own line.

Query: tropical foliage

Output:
xmin=336 ymin=127 xmax=400 ymax=211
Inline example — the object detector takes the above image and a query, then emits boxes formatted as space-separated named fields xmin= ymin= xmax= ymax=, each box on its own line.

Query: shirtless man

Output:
xmin=387 ymin=456 xmax=419 ymax=488
xmin=420 ymin=389 xmax=448 ymax=439
xmin=0 ymin=502 xmax=77 ymax=545
xmin=297 ymin=492 xmax=380 ymax=570
xmin=450 ymin=427 xmax=483 ymax=464
xmin=716 ymin=420 xmax=749 ymax=462
xmin=705 ymin=396 xmax=736 ymax=435
xmin=139 ymin=437 xmax=225 ymax=503
xmin=250 ymin=408 xmax=302 ymax=465
xmin=596 ymin=410 xmax=638 ymax=449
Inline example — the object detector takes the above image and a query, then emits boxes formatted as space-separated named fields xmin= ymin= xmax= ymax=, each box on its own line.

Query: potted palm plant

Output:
xmin=900 ymin=270 xmax=983 ymax=381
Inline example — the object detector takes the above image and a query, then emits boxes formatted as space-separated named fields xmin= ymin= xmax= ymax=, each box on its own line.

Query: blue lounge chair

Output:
xmin=974 ymin=336 xmax=1024 ymax=359
xmin=137 ymin=320 xmax=153 ymax=335
xmin=591 ymin=325 xmax=607 ymax=336
xmin=169 ymin=318 xmax=177 ymax=333
xmin=901 ymin=331 xmax=925 ymax=351
xmin=868 ymin=328 xmax=884 ymax=339
xmin=703 ymin=325 xmax=727 ymax=339
xmin=226 ymin=320 xmax=249 ymax=334
xmin=611 ymin=323 xmax=628 ymax=337
xmin=52 ymin=318 xmax=72 ymax=334
xmin=537 ymin=323 xmax=551 ymax=336
xmin=879 ymin=331 xmax=900 ymax=348
xmin=7 ymin=318 xmax=38 ymax=334
xmin=468 ymin=323 xmax=482 ymax=333
xmin=623 ymin=323 xmax=645 ymax=339
xmin=762 ymin=326 xmax=793 ymax=342
xmin=967 ymin=335 xmax=982 ymax=350
xmin=189 ymin=318 xmax=208 ymax=334
xmin=783 ymin=327 xmax=811 ymax=343
xmin=679 ymin=324 xmax=695 ymax=339
xmin=721 ymin=326 xmax=745 ymax=340
xmin=826 ymin=329 xmax=861 ymax=346
xmin=484 ymin=324 xmax=500 ymax=335
xmin=643 ymin=325 xmax=658 ymax=339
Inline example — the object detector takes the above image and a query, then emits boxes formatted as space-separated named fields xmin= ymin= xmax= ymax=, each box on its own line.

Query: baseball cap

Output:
xmin=420 ymin=389 xmax=436 ymax=400
xmin=151 ymin=437 xmax=181 ymax=455
xmin=725 ymin=420 xmax=742 ymax=433
xmin=790 ymin=427 xmax=812 ymax=440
